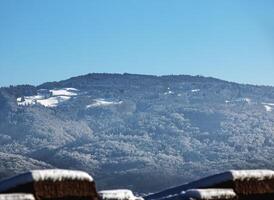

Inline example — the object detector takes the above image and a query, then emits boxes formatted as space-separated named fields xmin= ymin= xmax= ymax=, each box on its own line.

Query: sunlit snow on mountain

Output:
xmin=17 ymin=88 xmax=79 ymax=107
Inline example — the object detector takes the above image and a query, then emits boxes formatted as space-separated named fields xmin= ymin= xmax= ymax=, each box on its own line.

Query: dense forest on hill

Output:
xmin=0 ymin=73 xmax=274 ymax=193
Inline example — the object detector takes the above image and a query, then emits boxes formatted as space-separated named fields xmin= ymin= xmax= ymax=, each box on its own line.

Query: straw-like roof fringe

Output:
xmin=0 ymin=169 xmax=93 ymax=192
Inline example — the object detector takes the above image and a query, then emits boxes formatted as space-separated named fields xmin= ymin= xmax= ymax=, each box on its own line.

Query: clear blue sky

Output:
xmin=0 ymin=0 xmax=274 ymax=87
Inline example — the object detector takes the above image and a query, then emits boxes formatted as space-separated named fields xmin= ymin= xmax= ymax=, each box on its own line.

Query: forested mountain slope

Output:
xmin=0 ymin=73 xmax=274 ymax=193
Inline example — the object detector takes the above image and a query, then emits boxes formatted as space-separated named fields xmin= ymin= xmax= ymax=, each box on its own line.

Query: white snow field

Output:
xmin=225 ymin=98 xmax=251 ymax=104
xmin=17 ymin=88 xmax=78 ymax=107
xmin=86 ymin=98 xmax=123 ymax=108
xmin=262 ymin=103 xmax=274 ymax=112
xmin=50 ymin=88 xmax=77 ymax=96
xmin=264 ymin=105 xmax=272 ymax=112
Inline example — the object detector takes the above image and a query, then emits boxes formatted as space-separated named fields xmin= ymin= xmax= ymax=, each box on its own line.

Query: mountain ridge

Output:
xmin=3 ymin=73 xmax=273 ymax=90
xmin=0 ymin=73 xmax=274 ymax=194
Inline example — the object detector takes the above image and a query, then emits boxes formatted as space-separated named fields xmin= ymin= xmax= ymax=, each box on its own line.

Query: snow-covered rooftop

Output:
xmin=181 ymin=189 xmax=236 ymax=200
xmin=99 ymin=189 xmax=137 ymax=200
xmin=230 ymin=169 xmax=274 ymax=181
xmin=145 ymin=169 xmax=274 ymax=200
xmin=189 ymin=169 xmax=274 ymax=189
xmin=0 ymin=169 xmax=93 ymax=192
xmin=0 ymin=194 xmax=35 ymax=200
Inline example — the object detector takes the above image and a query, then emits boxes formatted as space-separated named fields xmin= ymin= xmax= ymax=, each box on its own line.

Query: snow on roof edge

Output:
xmin=0 ymin=193 xmax=35 ymax=200
xmin=229 ymin=169 xmax=274 ymax=181
xmin=98 ymin=189 xmax=136 ymax=200
xmin=145 ymin=169 xmax=274 ymax=200
xmin=99 ymin=189 xmax=134 ymax=194
xmin=189 ymin=169 xmax=274 ymax=189
xmin=0 ymin=169 xmax=93 ymax=192
xmin=181 ymin=189 xmax=236 ymax=199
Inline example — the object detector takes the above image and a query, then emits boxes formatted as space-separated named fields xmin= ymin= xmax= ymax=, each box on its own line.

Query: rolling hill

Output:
xmin=0 ymin=73 xmax=274 ymax=194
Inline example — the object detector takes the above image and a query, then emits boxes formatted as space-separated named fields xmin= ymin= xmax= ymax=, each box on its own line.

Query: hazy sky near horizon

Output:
xmin=0 ymin=0 xmax=274 ymax=87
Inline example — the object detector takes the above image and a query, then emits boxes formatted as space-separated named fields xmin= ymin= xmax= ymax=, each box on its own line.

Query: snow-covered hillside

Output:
xmin=1 ymin=73 xmax=274 ymax=194
xmin=86 ymin=99 xmax=123 ymax=108
xmin=17 ymin=88 xmax=78 ymax=107
xmin=262 ymin=102 xmax=274 ymax=112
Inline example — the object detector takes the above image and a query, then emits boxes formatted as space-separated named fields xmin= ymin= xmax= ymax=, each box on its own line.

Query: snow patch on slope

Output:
xmin=17 ymin=95 xmax=44 ymax=106
xmin=163 ymin=87 xmax=174 ymax=95
xmin=86 ymin=99 xmax=123 ymax=108
xmin=264 ymin=105 xmax=272 ymax=112
xmin=36 ymin=96 xmax=71 ymax=107
xmin=164 ymin=91 xmax=174 ymax=95
xmin=191 ymin=89 xmax=200 ymax=93
xmin=225 ymin=98 xmax=251 ymax=104
xmin=50 ymin=88 xmax=77 ymax=96
xmin=17 ymin=88 xmax=78 ymax=107
xmin=262 ymin=103 xmax=274 ymax=112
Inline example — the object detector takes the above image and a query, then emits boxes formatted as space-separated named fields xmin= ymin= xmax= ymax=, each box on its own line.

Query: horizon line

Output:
xmin=1 ymin=72 xmax=273 ymax=88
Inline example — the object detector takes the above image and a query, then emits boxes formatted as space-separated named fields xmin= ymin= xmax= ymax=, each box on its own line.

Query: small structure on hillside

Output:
xmin=180 ymin=189 xmax=237 ymax=200
xmin=0 ymin=169 xmax=99 ymax=200
xmin=99 ymin=189 xmax=143 ymax=200
xmin=0 ymin=193 xmax=35 ymax=200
